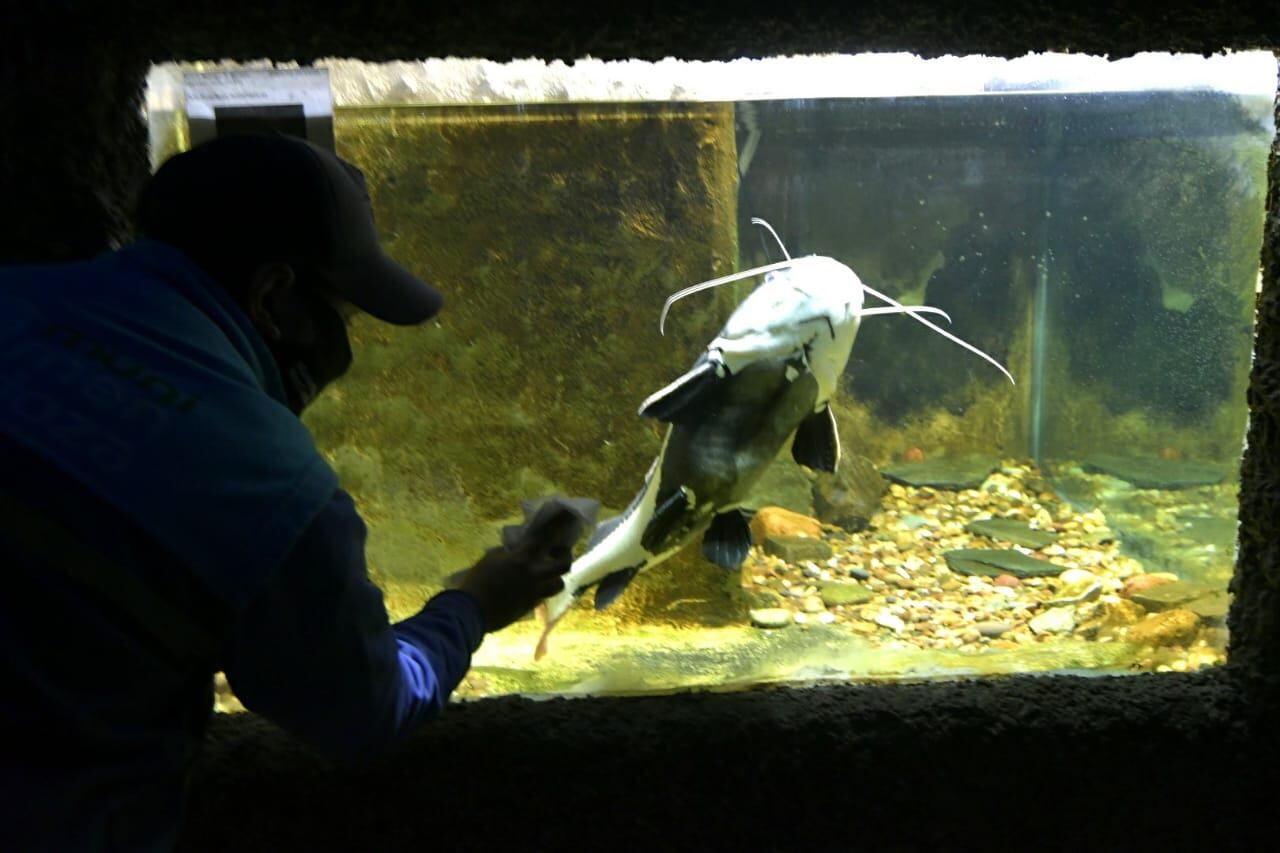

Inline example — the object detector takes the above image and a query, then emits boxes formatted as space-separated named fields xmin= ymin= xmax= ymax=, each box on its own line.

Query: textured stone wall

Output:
xmin=2 ymin=2 xmax=1278 ymax=851
xmin=0 ymin=11 xmax=151 ymax=261
xmin=1239 ymin=72 xmax=1280 ymax=699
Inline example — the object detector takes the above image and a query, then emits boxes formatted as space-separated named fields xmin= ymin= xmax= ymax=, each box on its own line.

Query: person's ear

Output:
xmin=246 ymin=263 xmax=297 ymax=341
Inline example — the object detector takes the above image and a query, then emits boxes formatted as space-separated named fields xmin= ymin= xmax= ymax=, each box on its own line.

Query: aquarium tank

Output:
xmin=146 ymin=52 xmax=1275 ymax=702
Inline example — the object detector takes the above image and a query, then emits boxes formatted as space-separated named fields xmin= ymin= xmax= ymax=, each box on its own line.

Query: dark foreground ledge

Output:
xmin=183 ymin=668 xmax=1280 ymax=852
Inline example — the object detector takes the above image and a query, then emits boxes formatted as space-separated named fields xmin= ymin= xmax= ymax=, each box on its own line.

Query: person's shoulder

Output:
xmin=0 ymin=252 xmax=96 ymax=283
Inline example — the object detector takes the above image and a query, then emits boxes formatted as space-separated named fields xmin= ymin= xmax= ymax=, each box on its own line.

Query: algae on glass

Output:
xmin=304 ymin=103 xmax=748 ymax=664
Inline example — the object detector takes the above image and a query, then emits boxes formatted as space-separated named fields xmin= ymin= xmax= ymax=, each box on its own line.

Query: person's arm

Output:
xmin=221 ymin=489 xmax=485 ymax=760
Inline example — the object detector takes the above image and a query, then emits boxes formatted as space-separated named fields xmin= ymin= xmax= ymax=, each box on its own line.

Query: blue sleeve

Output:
xmin=221 ymin=489 xmax=486 ymax=760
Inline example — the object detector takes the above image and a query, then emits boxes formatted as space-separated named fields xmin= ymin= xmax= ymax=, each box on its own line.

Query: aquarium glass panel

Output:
xmin=147 ymin=53 xmax=1275 ymax=703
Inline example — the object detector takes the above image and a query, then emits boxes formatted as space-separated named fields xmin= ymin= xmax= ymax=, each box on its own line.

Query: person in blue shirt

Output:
xmin=0 ymin=133 xmax=570 ymax=851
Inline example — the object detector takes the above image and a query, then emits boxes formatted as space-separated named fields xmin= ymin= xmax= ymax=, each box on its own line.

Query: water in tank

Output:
xmin=147 ymin=52 xmax=1275 ymax=700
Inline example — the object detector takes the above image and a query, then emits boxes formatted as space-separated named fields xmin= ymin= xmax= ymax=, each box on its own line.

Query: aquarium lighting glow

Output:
xmin=315 ymin=51 xmax=1277 ymax=106
xmin=149 ymin=52 xmax=1276 ymax=114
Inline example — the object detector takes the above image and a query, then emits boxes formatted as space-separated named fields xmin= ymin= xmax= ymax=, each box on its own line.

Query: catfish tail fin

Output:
xmin=534 ymin=590 xmax=573 ymax=660
xmin=534 ymin=603 xmax=555 ymax=660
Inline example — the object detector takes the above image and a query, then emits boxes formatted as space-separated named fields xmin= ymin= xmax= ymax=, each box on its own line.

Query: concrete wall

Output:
xmin=3 ymin=3 xmax=1278 ymax=850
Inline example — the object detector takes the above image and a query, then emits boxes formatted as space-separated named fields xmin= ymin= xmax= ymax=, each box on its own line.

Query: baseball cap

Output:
xmin=136 ymin=133 xmax=443 ymax=325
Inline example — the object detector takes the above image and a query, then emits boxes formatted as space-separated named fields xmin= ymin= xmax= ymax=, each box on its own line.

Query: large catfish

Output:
xmin=534 ymin=219 xmax=1012 ymax=658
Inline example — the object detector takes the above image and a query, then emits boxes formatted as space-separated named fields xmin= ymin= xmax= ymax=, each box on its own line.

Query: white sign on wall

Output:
xmin=184 ymin=68 xmax=334 ymax=151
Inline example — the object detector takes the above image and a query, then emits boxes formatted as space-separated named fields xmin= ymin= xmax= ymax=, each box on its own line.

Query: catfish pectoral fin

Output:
xmin=594 ymin=565 xmax=641 ymax=610
xmin=640 ymin=486 xmax=694 ymax=552
xmin=791 ymin=404 xmax=841 ymax=473
xmin=702 ymin=509 xmax=753 ymax=570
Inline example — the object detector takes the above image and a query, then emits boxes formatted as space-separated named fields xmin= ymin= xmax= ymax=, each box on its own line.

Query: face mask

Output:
xmin=271 ymin=294 xmax=354 ymax=414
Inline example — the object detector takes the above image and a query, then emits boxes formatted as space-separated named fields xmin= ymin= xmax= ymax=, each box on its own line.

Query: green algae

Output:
xmin=304 ymin=103 xmax=741 ymax=620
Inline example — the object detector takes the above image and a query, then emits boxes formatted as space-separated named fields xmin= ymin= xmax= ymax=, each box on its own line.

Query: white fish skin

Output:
xmin=535 ymin=255 xmax=864 ymax=658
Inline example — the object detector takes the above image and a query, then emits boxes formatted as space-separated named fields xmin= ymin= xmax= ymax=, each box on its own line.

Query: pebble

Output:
xmin=749 ymin=608 xmax=792 ymax=629
xmin=875 ymin=612 xmax=906 ymax=634
xmin=1059 ymin=568 xmax=1098 ymax=586
xmin=1121 ymin=571 xmax=1177 ymax=596
xmin=1049 ymin=579 xmax=1102 ymax=607
xmin=1129 ymin=580 xmax=1213 ymax=612
xmin=1125 ymin=609 xmax=1200 ymax=647
xmin=750 ymin=506 xmax=823 ymax=541
xmin=1186 ymin=591 xmax=1229 ymax=624
xmin=732 ymin=459 xmax=1230 ymax=674
xmin=821 ymin=583 xmax=874 ymax=607
xmin=765 ymin=535 xmax=834 ymax=562
xmin=1097 ymin=597 xmax=1145 ymax=629
xmin=1030 ymin=606 xmax=1076 ymax=634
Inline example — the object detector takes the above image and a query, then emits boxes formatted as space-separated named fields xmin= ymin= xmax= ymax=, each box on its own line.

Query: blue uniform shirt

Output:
xmin=0 ymin=241 xmax=485 ymax=851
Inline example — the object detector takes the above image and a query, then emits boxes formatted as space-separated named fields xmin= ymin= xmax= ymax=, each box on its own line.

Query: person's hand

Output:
xmin=454 ymin=540 xmax=572 ymax=633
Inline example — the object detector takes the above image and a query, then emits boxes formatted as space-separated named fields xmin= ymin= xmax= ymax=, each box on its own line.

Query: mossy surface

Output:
xmin=305 ymin=103 xmax=739 ymax=608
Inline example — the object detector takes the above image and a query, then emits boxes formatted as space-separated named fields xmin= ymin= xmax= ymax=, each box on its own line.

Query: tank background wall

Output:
xmin=304 ymin=104 xmax=742 ymax=627
xmin=1 ymin=2 xmax=1279 ymax=850
xmin=738 ymin=93 xmax=1269 ymax=466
